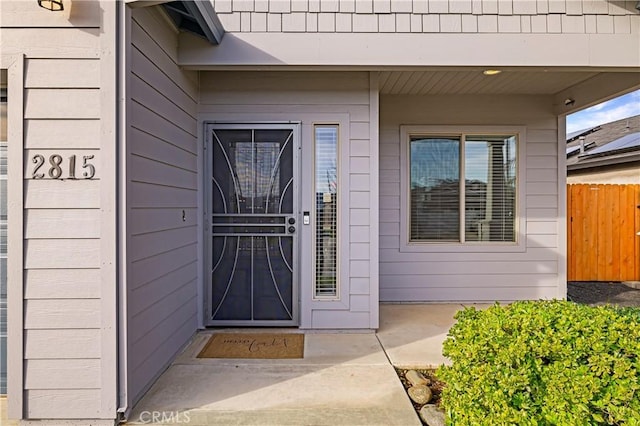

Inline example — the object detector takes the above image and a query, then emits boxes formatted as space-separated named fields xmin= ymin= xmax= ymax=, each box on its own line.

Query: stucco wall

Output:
xmin=379 ymin=94 xmax=564 ymax=301
xmin=567 ymin=164 xmax=640 ymax=184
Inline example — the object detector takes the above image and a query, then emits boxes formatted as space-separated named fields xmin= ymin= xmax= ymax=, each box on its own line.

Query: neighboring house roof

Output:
xmin=566 ymin=125 xmax=601 ymax=142
xmin=566 ymin=114 xmax=640 ymax=171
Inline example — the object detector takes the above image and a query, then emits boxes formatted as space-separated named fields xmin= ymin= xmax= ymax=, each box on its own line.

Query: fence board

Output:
xmin=567 ymin=184 xmax=639 ymax=281
xmin=620 ymin=185 xmax=631 ymax=279
xmin=611 ymin=186 xmax=620 ymax=279
xmin=596 ymin=185 xmax=607 ymax=280
xmin=635 ymin=184 xmax=640 ymax=281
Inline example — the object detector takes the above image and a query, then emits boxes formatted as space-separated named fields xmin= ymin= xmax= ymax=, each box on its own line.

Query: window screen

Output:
xmin=314 ymin=126 xmax=338 ymax=298
xmin=409 ymin=133 xmax=517 ymax=244
xmin=465 ymin=136 xmax=516 ymax=242
xmin=410 ymin=137 xmax=460 ymax=241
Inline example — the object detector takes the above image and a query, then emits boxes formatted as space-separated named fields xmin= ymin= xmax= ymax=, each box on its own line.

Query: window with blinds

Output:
xmin=409 ymin=134 xmax=517 ymax=243
xmin=314 ymin=125 xmax=338 ymax=298
xmin=410 ymin=137 xmax=460 ymax=241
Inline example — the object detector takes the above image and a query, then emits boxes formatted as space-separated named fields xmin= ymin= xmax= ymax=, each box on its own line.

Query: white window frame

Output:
xmin=399 ymin=125 xmax=527 ymax=253
xmin=312 ymin=123 xmax=341 ymax=300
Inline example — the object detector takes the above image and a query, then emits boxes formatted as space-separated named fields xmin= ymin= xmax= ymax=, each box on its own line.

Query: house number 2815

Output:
xmin=32 ymin=154 xmax=96 ymax=179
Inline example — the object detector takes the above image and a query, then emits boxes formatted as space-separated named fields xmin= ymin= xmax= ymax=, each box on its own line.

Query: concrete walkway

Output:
xmin=125 ymin=304 xmax=468 ymax=426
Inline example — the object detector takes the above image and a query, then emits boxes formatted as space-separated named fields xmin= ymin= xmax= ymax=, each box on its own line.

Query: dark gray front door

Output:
xmin=206 ymin=124 xmax=299 ymax=326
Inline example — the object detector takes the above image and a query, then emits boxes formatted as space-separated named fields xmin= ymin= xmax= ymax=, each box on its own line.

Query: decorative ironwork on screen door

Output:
xmin=207 ymin=125 xmax=299 ymax=325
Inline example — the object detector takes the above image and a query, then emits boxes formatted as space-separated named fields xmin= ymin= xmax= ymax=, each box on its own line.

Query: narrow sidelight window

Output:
xmin=314 ymin=125 xmax=339 ymax=298
xmin=0 ymin=69 xmax=7 ymax=394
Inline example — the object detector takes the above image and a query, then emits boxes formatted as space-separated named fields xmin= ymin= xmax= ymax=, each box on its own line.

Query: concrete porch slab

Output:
xmin=126 ymin=332 xmax=421 ymax=426
xmin=126 ymin=363 xmax=419 ymax=426
xmin=174 ymin=331 xmax=390 ymax=366
xmin=124 ymin=304 xmax=469 ymax=426
xmin=377 ymin=303 xmax=464 ymax=368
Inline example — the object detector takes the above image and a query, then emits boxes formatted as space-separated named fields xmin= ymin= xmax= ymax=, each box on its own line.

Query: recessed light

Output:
xmin=483 ymin=69 xmax=502 ymax=76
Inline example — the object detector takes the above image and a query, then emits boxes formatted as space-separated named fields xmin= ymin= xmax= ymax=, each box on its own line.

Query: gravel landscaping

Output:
xmin=568 ymin=281 xmax=640 ymax=307
xmin=395 ymin=368 xmax=445 ymax=426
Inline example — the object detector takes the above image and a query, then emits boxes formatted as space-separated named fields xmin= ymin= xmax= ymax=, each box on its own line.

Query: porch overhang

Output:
xmin=177 ymin=31 xmax=640 ymax=69
xmin=126 ymin=0 xmax=225 ymax=44
xmin=177 ymin=30 xmax=640 ymax=111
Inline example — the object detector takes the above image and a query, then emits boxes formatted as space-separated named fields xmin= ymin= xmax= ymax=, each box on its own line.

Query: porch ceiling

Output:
xmin=379 ymin=69 xmax=601 ymax=95
xmin=379 ymin=68 xmax=640 ymax=115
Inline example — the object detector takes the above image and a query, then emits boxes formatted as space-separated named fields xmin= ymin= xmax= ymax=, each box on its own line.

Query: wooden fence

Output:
xmin=567 ymin=184 xmax=640 ymax=282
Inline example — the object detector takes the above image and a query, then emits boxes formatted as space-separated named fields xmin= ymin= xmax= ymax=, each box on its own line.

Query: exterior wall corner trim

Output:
xmin=2 ymin=52 xmax=25 ymax=420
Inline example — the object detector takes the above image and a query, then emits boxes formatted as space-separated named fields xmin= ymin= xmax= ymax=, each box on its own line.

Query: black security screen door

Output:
xmin=208 ymin=125 xmax=298 ymax=325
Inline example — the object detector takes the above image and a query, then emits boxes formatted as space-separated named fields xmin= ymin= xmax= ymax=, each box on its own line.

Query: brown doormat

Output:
xmin=197 ymin=333 xmax=304 ymax=359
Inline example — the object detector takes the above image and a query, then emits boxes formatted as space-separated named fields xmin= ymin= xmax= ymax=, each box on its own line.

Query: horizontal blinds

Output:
xmin=409 ymin=134 xmax=517 ymax=243
xmin=315 ymin=126 xmax=338 ymax=298
xmin=409 ymin=137 xmax=460 ymax=241
xmin=465 ymin=136 xmax=516 ymax=242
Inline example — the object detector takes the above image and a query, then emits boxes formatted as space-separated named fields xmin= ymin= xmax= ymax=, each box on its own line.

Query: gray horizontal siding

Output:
xmin=199 ymin=70 xmax=375 ymax=329
xmin=19 ymin=54 xmax=103 ymax=418
xmin=2 ymin=0 xmax=115 ymax=417
xmin=379 ymin=93 xmax=562 ymax=302
xmin=126 ymin=6 xmax=199 ymax=407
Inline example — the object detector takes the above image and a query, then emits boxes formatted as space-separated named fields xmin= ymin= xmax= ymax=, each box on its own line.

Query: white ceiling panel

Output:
xmin=379 ymin=70 xmax=600 ymax=95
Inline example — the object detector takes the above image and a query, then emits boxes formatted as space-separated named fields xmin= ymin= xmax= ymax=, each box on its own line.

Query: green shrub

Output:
xmin=437 ymin=301 xmax=640 ymax=425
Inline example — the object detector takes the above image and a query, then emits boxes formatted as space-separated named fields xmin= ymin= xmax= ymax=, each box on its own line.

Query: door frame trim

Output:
xmin=203 ymin=121 xmax=301 ymax=327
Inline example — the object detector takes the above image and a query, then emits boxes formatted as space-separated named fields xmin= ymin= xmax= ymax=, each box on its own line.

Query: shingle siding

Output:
xmin=212 ymin=0 xmax=639 ymax=33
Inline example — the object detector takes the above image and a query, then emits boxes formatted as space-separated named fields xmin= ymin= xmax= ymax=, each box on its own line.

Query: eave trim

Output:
xmin=180 ymin=1 xmax=225 ymax=45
